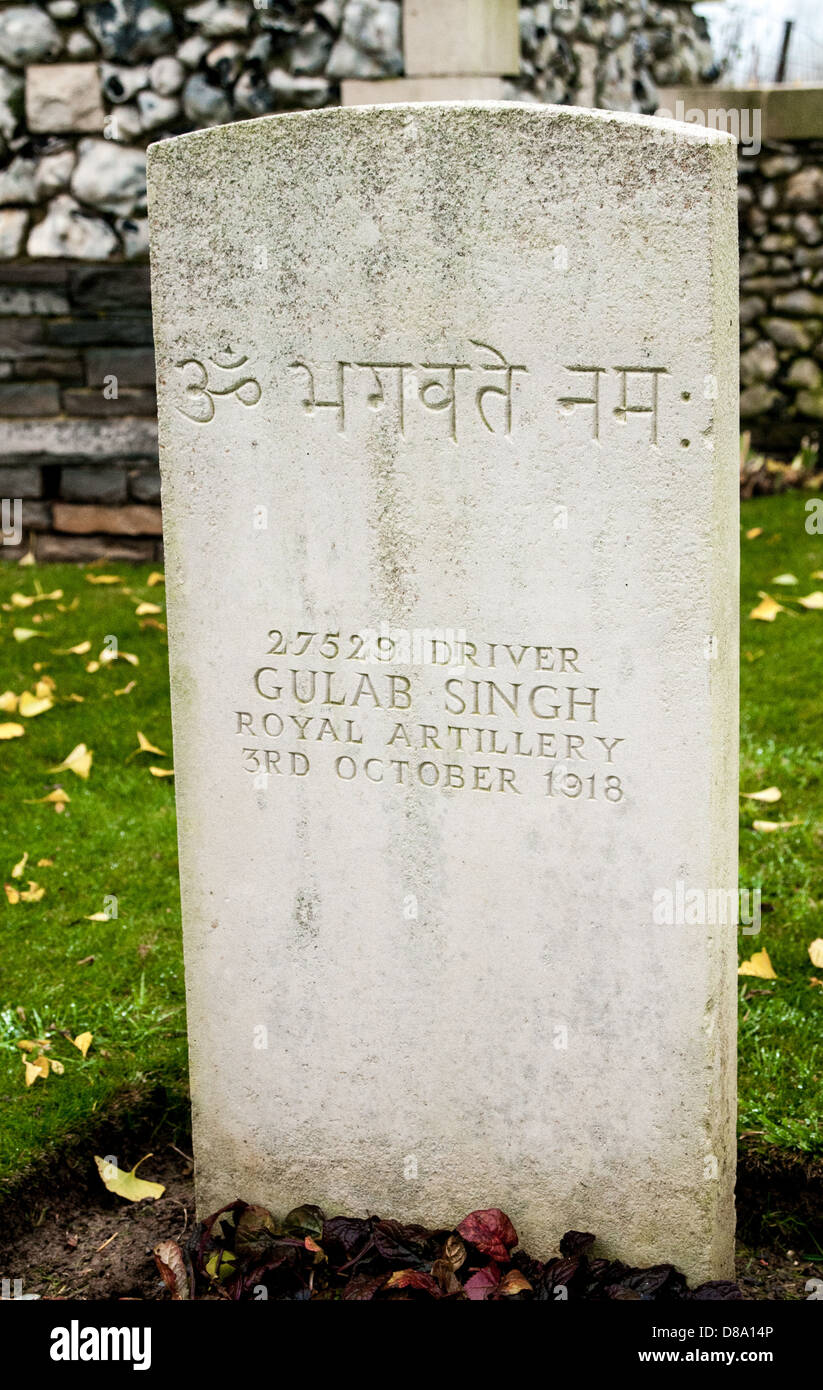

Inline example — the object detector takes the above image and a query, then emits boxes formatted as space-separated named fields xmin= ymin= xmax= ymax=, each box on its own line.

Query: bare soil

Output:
xmin=0 ymin=1133 xmax=818 ymax=1301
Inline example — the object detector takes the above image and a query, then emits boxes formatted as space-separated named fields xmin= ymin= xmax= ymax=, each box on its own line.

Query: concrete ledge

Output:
xmin=657 ymin=84 xmax=823 ymax=142
xmin=342 ymin=75 xmax=507 ymax=106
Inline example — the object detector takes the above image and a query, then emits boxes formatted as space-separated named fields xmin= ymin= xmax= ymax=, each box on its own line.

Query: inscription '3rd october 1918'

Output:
xmin=234 ymin=627 xmax=627 ymax=804
xmin=171 ymin=340 xmax=676 ymax=444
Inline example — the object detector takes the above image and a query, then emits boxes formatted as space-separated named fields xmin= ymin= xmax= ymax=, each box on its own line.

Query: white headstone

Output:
xmin=148 ymin=102 xmax=738 ymax=1283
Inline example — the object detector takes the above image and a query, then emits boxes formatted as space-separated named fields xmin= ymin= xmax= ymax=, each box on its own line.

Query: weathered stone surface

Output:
xmin=0 ymin=415 xmax=157 ymax=459
xmin=26 ymin=62 xmax=105 ymax=133
xmin=148 ymin=104 xmax=738 ymax=1282
xmin=85 ymin=345 xmax=155 ymax=386
xmin=52 ymin=500 xmax=162 ymax=533
xmin=62 ymin=386 xmax=156 ymax=415
xmin=0 ymin=7 xmax=61 ymax=68
xmin=0 ymin=380 xmax=60 ymax=414
xmin=342 ymin=75 xmax=506 ymax=105
xmin=403 ymin=0 xmax=519 ymax=77
xmin=34 ymin=149 xmax=75 ymax=197
xmin=0 ymin=463 xmax=42 ymax=498
xmin=128 ymin=465 xmax=161 ymax=502
xmin=27 ymin=193 xmax=118 ymax=259
xmin=150 ymin=54 xmax=185 ymax=95
xmin=59 ymin=464 xmax=128 ymax=503
xmin=35 ymin=531 xmax=156 ymax=561
xmin=71 ymin=138 xmax=146 ymax=216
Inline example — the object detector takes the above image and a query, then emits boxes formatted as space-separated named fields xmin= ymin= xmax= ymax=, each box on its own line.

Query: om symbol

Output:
xmin=174 ymin=350 xmax=262 ymax=423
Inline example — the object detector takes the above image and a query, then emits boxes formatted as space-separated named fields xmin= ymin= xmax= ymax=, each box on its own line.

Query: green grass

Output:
xmin=0 ymin=563 xmax=185 ymax=1193
xmin=0 ymin=502 xmax=822 ymax=1193
xmin=738 ymin=491 xmax=823 ymax=1153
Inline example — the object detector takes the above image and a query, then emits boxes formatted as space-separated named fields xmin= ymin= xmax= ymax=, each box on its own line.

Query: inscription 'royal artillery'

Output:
xmin=290 ymin=340 xmax=526 ymax=442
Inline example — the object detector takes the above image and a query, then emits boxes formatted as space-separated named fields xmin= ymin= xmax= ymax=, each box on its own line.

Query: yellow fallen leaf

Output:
xmin=147 ymin=572 xmax=165 ymax=587
xmin=37 ymin=857 xmax=54 ymax=867
xmin=749 ymin=593 xmax=784 ymax=622
xmin=24 ymin=1055 xmax=50 ymax=1086
xmin=85 ymin=912 xmax=111 ymax=922
xmin=742 ymin=787 xmax=781 ymax=803
xmin=18 ymin=690 xmax=53 ymax=718
xmin=752 ymin=819 xmax=800 ymax=832
xmin=85 ymin=661 xmax=100 ymax=673
xmin=99 ymin=649 xmax=139 ymax=667
xmin=26 ymin=787 xmax=70 ymax=807
xmin=149 ymin=766 xmax=174 ymax=778
xmin=85 ymin=574 xmax=121 ymax=585
xmin=73 ymin=1031 xmax=92 ymax=1057
xmin=114 ymin=681 xmax=136 ymax=696
xmin=49 ymin=744 xmax=92 ymax=780
xmin=94 ymin=1153 xmax=165 ymax=1203
xmin=135 ymin=601 xmax=162 ymax=617
xmin=745 ymin=528 xmax=762 ymax=540
xmin=19 ymin=881 xmax=45 ymax=902
xmin=18 ymin=551 xmax=34 ymax=567
xmin=16 ymin=1038 xmax=49 ymax=1052
xmin=55 ymin=640 xmax=92 ymax=655
xmin=34 ymin=676 xmax=56 ymax=696
xmin=772 ymin=573 xmax=797 ymax=585
xmin=809 ymin=939 xmax=823 ymax=969
xmin=739 ymin=949 xmax=777 ymax=979
xmin=4 ymin=884 xmax=20 ymax=904
xmin=11 ymin=852 xmax=28 ymax=879
xmin=50 ymin=1058 xmax=64 ymax=1075
xmin=0 ymin=691 xmax=18 ymax=712
xmin=798 ymin=592 xmax=823 ymax=610
xmin=129 ymin=730 xmax=166 ymax=759
xmin=12 ymin=628 xmax=40 ymax=642
xmin=0 ymin=723 xmax=25 ymax=739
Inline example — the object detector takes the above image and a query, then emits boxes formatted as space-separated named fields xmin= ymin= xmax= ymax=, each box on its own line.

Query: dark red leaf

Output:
xmin=456 ymin=1209 xmax=518 ymax=1262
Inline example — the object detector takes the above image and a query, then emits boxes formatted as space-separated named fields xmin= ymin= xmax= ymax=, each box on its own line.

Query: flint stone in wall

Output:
xmin=66 ymin=29 xmax=98 ymax=59
xmin=101 ymin=62 xmax=150 ymax=102
xmin=796 ymin=389 xmax=823 ymax=418
xmin=71 ymin=138 xmax=146 ymax=215
xmin=48 ymin=0 xmax=79 ymax=19
xmin=786 ymin=358 xmax=823 ymax=390
xmin=785 ymin=166 xmax=823 ymax=210
xmin=0 ymin=207 xmax=28 ymax=258
xmin=150 ymin=55 xmax=184 ymax=95
xmin=740 ymin=340 xmax=779 ymax=386
xmin=115 ymin=215 xmax=149 ymax=256
xmin=740 ymin=383 xmax=781 ymax=416
xmin=86 ymin=0 xmax=174 ymax=62
xmin=137 ymin=89 xmax=179 ymax=130
xmin=27 ymin=192 xmax=119 ymax=258
xmin=35 ymin=149 xmax=76 ymax=197
xmin=26 ymin=62 xmax=105 ymax=132
xmin=327 ymin=0 xmax=401 ymax=79
xmin=0 ymin=7 xmax=61 ymax=68
xmin=795 ymin=213 xmax=822 ymax=246
xmin=0 ymin=65 xmax=23 ymax=140
xmin=182 ymin=0 xmax=251 ymax=38
xmin=772 ymin=289 xmax=823 ymax=317
xmin=182 ymin=72 xmax=231 ymax=125
xmin=762 ymin=317 xmax=821 ymax=352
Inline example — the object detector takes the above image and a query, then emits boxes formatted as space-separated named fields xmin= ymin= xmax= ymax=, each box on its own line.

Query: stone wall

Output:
xmin=739 ymin=144 xmax=823 ymax=455
xmin=0 ymin=2 xmax=731 ymax=556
